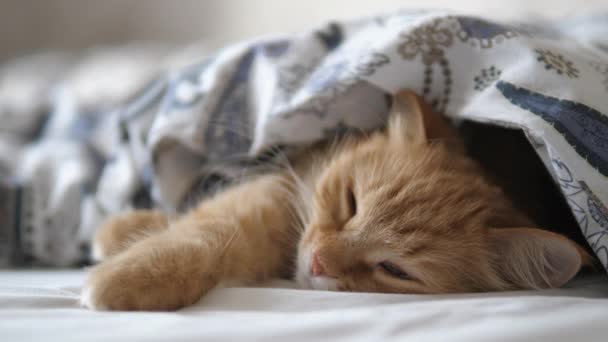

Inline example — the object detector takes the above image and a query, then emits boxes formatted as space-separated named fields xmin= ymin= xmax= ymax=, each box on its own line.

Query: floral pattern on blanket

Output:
xmin=1 ymin=11 xmax=608 ymax=270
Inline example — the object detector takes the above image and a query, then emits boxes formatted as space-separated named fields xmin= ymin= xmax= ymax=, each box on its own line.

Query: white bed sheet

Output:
xmin=1 ymin=270 xmax=608 ymax=342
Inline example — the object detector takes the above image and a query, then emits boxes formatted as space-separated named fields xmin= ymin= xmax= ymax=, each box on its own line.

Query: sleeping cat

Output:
xmin=81 ymin=90 xmax=592 ymax=311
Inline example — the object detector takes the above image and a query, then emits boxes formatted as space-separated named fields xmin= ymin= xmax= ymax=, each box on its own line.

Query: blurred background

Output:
xmin=2 ymin=0 xmax=608 ymax=62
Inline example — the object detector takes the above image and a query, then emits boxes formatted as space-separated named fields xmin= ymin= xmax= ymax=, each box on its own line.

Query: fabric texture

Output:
xmin=1 ymin=270 xmax=608 ymax=341
xmin=1 ymin=10 xmax=608 ymax=268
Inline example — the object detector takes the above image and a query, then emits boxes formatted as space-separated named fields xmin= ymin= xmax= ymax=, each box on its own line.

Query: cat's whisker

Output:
xmin=271 ymin=148 xmax=314 ymax=228
xmin=219 ymin=220 xmax=241 ymax=257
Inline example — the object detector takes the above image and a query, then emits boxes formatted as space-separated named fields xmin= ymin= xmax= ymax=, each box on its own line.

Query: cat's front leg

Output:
xmin=82 ymin=173 xmax=298 ymax=311
xmin=81 ymin=227 xmax=221 ymax=311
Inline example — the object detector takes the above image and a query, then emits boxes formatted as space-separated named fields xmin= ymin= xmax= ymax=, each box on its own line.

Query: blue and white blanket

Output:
xmin=1 ymin=10 xmax=607 ymax=270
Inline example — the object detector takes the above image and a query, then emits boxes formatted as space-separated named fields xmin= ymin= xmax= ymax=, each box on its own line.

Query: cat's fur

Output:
xmin=82 ymin=90 xmax=591 ymax=311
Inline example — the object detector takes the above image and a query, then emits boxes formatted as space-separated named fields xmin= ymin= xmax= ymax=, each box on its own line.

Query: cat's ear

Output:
xmin=487 ymin=227 xmax=586 ymax=289
xmin=387 ymin=90 xmax=458 ymax=145
xmin=387 ymin=90 xmax=427 ymax=145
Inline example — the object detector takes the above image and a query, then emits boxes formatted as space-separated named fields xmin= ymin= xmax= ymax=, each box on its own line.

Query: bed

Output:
xmin=2 ymin=270 xmax=608 ymax=341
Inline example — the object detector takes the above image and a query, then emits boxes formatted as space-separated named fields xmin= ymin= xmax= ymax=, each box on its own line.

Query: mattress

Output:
xmin=1 ymin=270 xmax=608 ymax=341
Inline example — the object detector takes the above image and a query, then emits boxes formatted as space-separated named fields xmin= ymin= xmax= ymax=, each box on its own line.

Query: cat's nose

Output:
xmin=311 ymin=252 xmax=326 ymax=276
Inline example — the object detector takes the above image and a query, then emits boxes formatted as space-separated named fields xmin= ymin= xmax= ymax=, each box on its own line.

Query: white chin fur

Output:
xmin=309 ymin=276 xmax=339 ymax=291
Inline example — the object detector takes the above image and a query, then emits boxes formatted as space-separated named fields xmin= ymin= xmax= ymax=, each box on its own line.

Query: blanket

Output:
xmin=1 ymin=10 xmax=607 ymax=270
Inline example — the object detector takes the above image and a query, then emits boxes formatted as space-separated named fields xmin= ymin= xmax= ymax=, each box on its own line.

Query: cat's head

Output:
xmin=296 ymin=90 xmax=588 ymax=294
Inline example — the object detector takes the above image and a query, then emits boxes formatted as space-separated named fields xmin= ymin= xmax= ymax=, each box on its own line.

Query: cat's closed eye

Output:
xmin=347 ymin=186 xmax=357 ymax=217
xmin=378 ymin=261 xmax=412 ymax=280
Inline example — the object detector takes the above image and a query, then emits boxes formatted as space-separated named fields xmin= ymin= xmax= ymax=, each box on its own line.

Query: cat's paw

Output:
xmin=80 ymin=280 xmax=109 ymax=311
xmin=80 ymin=258 xmax=174 ymax=311
xmin=81 ymin=253 xmax=214 ymax=311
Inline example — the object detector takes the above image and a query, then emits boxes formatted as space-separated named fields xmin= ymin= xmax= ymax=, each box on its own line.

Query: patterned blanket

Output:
xmin=1 ymin=10 xmax=607 ymax=270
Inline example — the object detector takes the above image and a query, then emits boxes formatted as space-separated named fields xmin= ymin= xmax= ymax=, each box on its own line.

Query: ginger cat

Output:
xmin=81 ymin=90 xmax=591 ymax=311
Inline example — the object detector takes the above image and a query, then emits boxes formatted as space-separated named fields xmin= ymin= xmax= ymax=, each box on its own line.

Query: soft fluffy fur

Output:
xmin=82 ymin=90 xmax=591 ymax=311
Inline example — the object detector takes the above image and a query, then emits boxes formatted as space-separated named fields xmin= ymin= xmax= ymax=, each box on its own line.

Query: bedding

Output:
xmin=1 ymin=270 xmax=608 ymax=341
xmin=1 ymin=11 xmax=608 ymax=272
